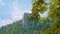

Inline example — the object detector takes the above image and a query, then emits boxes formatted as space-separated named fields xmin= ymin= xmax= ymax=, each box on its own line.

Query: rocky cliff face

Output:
xmin=22 ymin=13 xmax=31 ymax=29
xmin=22 ymin=13 xmax=40 ymax=30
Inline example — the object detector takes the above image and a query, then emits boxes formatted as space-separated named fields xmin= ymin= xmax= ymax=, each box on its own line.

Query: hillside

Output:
xmin=0 ymin=20 xmax=49 ymax=34
xmin=0 ymin=20 xmax=26 ymax=34
xmin=0 ymin=13 xmax=42 ymax=34
xmin=0 ymin=20 xmax=44 ymax=34
xmin=0 ymin=13 xmax=47 ymax=34
xmin=0 ymin=13 xmax=60 ymax=34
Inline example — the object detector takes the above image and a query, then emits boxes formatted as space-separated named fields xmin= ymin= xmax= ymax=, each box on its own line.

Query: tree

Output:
xmin=30 ymin=0 xmax=47 ymax=20
xmin=31 ymin=0 xmax=60 ymax=34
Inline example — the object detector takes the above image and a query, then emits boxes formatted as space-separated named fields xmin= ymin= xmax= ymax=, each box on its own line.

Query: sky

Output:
xmin=0 ymin=0 xmax=49 ymax=27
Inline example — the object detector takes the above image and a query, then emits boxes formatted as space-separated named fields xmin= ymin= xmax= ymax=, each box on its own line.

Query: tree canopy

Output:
xmin=31 ymin=0 xmax=60 ymax=34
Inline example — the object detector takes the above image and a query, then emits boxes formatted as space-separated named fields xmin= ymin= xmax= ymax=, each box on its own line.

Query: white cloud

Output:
xmin=0 ymin=0 xmax=5 ymax=6
xmin=0 ymin=19 xmax=13 ymax=27
xmin=0 ymin=0 xmax=2 ymax=5
xmin=0 ymin=0 xmax=2 ymax=2
xmin=1 ymin=2 xmax=5 ymax=6
xmin=0 ymin=0 xmax=22 ymax=27
xmin=8 ymin=0 xmax=31 ymax=21
xmin=11 ymin=1 xmax=24 ymax=21
xmin=24 ymin=10 xmax=32 ymax=14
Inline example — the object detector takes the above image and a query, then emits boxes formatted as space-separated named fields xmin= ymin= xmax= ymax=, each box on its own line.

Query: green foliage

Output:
xmin=0 ymin=20 xmax=24 ymax=34
xmin=31 ymin=0 xmax=60 ymax=34
xmin=31 ymin=0 xmax=47 ymax=20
